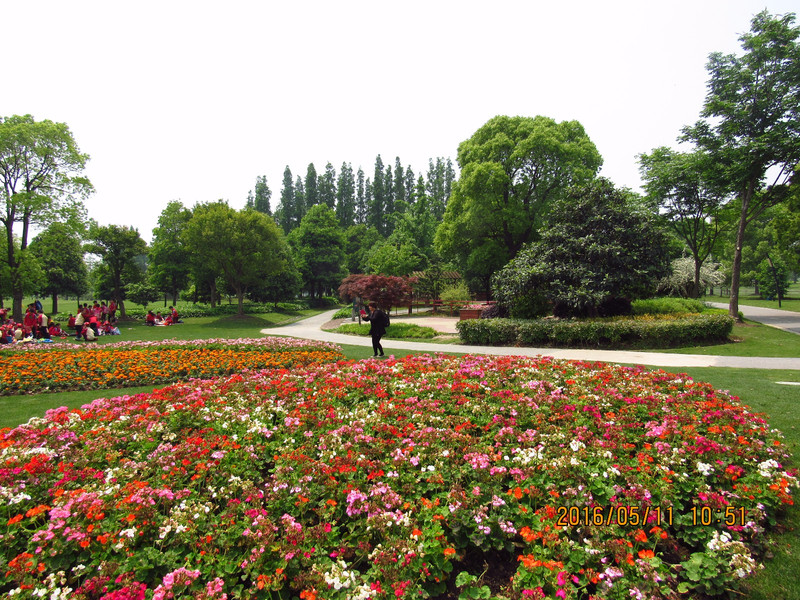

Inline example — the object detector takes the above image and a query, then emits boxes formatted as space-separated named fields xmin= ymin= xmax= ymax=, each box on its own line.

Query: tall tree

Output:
xmin=275 ymin=166 xmax=295 ymax=233
xmin=148 ymin=200 xmax=192 ymax=304
xmin=85 ymin=224 xmax=148 ymax=318
xmin=435 ymin=115 xmax=602 ymax=294
xmin=287 ymin=204 xmax=346 ymax=298
xmin=368 ymin=155 xmax=386 ymax=234
xmin=0 ymin=115 xmax=92 ymax=320
xmin=336 ymin=162 xmax=356 ymax=227
xmin=681 ymin=10 xmax=800 ymax=319
xmin=304 ymin=163 xmax=319 ymax=208
xmin=355 ymin=168 xmax=367 ymax=225
xmin=184 ymin=201 xmax=288 ymax=315
xmin=28 ymin=222 xmax=88 ymax=313
xmin=318 ymin=162 xmax=337 ymax=209
xmin=639 ymin=147 xmax=729 ymax=298
xmin=246 ymin=175 xmax=272 ymax=215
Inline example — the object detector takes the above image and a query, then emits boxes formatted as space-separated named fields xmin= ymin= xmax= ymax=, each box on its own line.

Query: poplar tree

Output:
xmin=336 ymin=162 xmax=356 ymax=227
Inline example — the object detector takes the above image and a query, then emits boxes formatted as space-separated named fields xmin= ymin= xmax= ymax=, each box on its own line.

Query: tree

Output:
xmin=368 ymin=155 xmax=386 ymax=235
xmin=493 ymin=178 xmax=671 ymax=318
xmin=28 ymin=222 xmax=88 ymax=312
xmin=638 ymin=147 xmax=729 ymax=298
xmin=304 ymin=163 xmax=319 ymax=208
xmin=338 ymin=273 xmax=414 ymax=311
xmin=148 ymin=201 xmax=192 ymax=305
xmin=85 ymin=224 xmax=148 ymax=318
xmin=275 ymin=166 xmax=296 ymax=233
xmin=318 ymin=162 xmax=336 ymax=209
xmin=184 ymin=202 xmax=289 ymax=315
xmin=343 ymin=224 xmax=383 ymax=274
xmin=435 ymin=115 xmax=602 ymax=295
xmin=246 ymin=175 xmax=272 ymax=215
xmin=335 ymin=162 xmax=356 ymax=227
xmin=0 ymin=115 xmax=92 ymax=320
xmin=366 ymin=235 xmax=423 ymax=277
xmin=355 ymin=168 xmax=367 ymax=225
xmin=681 ymin=10 xmax=800 ymax=320
xmin=287 ymin=204 xmax=346 ymax=298
xmin=125 ymin=281 xmax=160 ymax=308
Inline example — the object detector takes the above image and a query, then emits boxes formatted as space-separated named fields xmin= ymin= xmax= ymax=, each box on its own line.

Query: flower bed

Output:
xmin=1 ymin=354 xmax=796 ymax=599
xmin=0 ymin=338 xmax=344 ymax=395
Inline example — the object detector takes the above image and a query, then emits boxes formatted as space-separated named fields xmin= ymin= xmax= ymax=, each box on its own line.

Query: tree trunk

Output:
xmin=692 ymin=254 xmax=702 ymax=299
xmin=237 ymin=289 xmax=245 ymax=315
xmin=52 ymin=293 xmax=59 ymax=314
xmin=728 ymin=188 xmax=752 ymax=323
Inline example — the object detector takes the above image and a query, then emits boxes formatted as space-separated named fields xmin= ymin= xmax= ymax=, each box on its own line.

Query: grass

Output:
xmin=704 ymin=282 xmax=800 ymax=313
xmin=654 ymin=318 xmax=800 ymax=357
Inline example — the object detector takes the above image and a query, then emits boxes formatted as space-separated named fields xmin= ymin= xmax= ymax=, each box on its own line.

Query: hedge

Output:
xmin=456 ymin=313 xmax=735 ymax=348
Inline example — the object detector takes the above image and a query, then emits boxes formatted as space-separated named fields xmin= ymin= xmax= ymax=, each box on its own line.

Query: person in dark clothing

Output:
xmin=361 ymin=302 xmax=386 ymax=357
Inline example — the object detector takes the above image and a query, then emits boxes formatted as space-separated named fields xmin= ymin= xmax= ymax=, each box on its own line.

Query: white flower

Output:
xmin=696 ymin=461 xmax=714 ymax=476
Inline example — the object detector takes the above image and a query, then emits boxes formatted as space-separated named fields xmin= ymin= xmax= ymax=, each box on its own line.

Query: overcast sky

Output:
xmin=4 ymin=1 xmax=797 ymax=242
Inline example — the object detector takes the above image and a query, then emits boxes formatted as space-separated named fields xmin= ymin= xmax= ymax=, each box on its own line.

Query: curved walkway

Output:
xmin=266 ymin=306 xmax=800 ymax=371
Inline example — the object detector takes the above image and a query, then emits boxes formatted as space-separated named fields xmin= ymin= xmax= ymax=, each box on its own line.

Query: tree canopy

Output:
xmin=681 ymin=10 xmax=800 ymax=318
xmin=493 ymin=178 xmax=671 ymax=318
xmin=184 ymin=202 xmax=289 ymax=315
xmin=435 ymin=115 xmax=602 ymax=293
xmin=0 ymin=114 xmax=92 ymax=319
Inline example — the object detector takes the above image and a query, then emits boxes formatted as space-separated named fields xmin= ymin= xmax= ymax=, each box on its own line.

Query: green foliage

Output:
xmin=435 ymin=115 xmax=602 ymax=291
xmin=86 ymin=223 xmax=148 ymax=316
xmin=757 ymin=256 xmax=790 ymax=300
xmin=124 ymin=282 xmax=161 ymax=307
xmin=184 ymin=201 xmax=289 ymax=314
xmin=681 ymin=11 xmax=800 ymax=317
xmin=632 ymin=297 xmax=706 ymax=315
xmin=0 ymin=114 xmax=92 ymax=319
xmin=439 ymin=282 xmax=471 ymax=303
xmin=148 ymin=201 xmax=192 ymax=303
xmin=288 ymin=204 xmax=346 ymax=297
xmin=457 ymin=313 xmax=734 ymax=348
xmin=493 ymin=178 xmax=671 ymax=318
xmin=334 ymin=322 xmax=437 ymax=339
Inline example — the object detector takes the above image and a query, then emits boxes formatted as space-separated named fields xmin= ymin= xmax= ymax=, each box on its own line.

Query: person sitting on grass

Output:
xmin=81 ymin=323 xmax=96 ymax=341
xmin=145 ymin=310 xmax=156 ymax=326
xmin=47 ymin=321 xmax=67 ymax=338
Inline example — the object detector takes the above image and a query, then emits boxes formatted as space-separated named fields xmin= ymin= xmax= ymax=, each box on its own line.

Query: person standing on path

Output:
xmin=361 ymin=302 xmax=387 ymax=357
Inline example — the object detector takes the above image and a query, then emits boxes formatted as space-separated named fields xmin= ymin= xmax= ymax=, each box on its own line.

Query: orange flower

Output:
xmin=443 ymin=548 xmax=456 ymax=557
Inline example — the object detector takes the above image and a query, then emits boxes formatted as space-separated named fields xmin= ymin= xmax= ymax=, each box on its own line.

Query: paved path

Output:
xmin=266 ymin=305 xmax=800 ymax=371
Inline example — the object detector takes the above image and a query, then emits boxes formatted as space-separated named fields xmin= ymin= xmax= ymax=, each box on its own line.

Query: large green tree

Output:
xmin=28 ymin=222 xmax=88 ymax=313
xmin=335 ymin=162 xmax=356 ymax=227
xmin=0 ymin=115 xmax=92 ymax=320
xmin=493 ymin=178 xmax=671 ymax=318
xmin=681 ymin=10 xmax=800 ymax=319
xmin=184 ymin=202 xmax=289 ymax=315
xmin=435 ymin=115 xmax=602 ymax=294
xmin=148 ymin=201 xmax=192 ymax=305
xmin=288 ymin=204 xmax=345 ymax=298
xmin=85 ymin=224 xmax=148 ymax=318
xmin=638 ymin=147 xmax=729 ymax=298
xmin=318 ymin=162 xmax=336 ymax=209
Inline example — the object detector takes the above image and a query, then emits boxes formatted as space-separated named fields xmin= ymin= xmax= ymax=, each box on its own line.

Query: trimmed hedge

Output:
xmin=456 ymin=313 xmax=735 ymax=348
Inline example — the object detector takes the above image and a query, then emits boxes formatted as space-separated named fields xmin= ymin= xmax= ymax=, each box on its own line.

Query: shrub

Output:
xmin=334 ymin=322 xmax=437 ymax=339
xmin=439 ymin=281 xmax=471 ymax=303
xmin=632 ymin=297 xmax=705 ymax=315
xmin=457 ymin=313 xmax=734 ymax=348
xmin=331 ymin=306 xmax=353 ymax=319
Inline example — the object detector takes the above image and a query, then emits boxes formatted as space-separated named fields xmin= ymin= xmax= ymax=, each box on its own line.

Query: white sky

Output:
xmin=4 ymin=0 xmax=797 ymax=242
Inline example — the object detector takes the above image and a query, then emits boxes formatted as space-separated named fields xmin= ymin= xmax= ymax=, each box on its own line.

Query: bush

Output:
xmin=440 ymin=282 xmax=471 ymax=303
xmin=334 ymin=322 xmax=438 ymax=339
xmin=632 ymin=297 xmax=705 ymax=315
xmin=457 ymin=313 xmax=734 ymax=348
xmin=331 ymin=306 xmax=353 ymax=319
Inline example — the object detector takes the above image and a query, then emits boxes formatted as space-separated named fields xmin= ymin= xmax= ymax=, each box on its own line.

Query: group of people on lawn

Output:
xmin=0 ymin=299 xmax=120 ymax=343
xmin=145 ymin=306 xmax=181 ymax=327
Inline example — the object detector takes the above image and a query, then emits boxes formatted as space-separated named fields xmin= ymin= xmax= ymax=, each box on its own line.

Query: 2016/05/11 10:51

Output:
xmin=555 ymin=505 xmax=749 ymax=528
